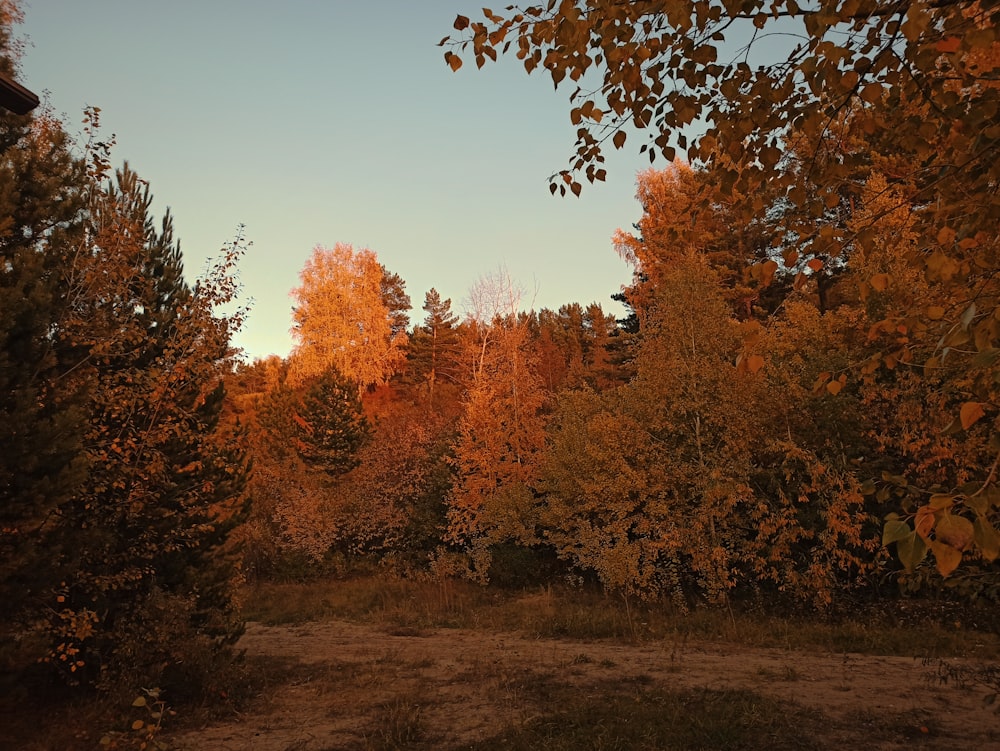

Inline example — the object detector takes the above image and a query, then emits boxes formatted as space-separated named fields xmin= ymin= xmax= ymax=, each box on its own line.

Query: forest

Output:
xmin=2 ymin=0 xmax=1000 ymax=749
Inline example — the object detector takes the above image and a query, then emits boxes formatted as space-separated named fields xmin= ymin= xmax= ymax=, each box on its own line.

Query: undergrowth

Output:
xmin=242 ymin=576 xmax=1000 ymax=660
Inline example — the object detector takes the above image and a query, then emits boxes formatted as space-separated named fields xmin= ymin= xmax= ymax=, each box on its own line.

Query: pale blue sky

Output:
xmin=18 ymin=1 xmax=655 ymax=360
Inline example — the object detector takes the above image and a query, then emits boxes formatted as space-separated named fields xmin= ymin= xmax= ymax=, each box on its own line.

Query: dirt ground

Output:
xmin=168 ymin=616 xmax=1000 ymax=751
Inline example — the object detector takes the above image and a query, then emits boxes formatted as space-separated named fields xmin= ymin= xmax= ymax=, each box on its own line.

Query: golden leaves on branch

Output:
xmin=885 ymin=483 xmax=1000 ymax=577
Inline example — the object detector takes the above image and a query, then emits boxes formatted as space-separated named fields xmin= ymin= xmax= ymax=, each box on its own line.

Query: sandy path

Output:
xmin=169 ymin=619 xmax=1000 ymax=750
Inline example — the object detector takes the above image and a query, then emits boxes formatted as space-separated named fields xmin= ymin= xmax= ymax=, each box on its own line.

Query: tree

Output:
xmin=447 ymin=273 xmax=548 ymax=579
xmin=444 ymin=2 xmax=999 ymax=207
xmin=0 ymin=103 xmax=88 ymax=627
xmin=42 ymin=163 xmax=249 ymax=688
xmin=407 ymin=288 xmax=463 ymax=412
xmin=328 ymin=404 xmax=454 ymax=564
xmin=290 ymin=243 xmax=407 ymax=390
xmin=381 ymin=264 xmax=411 ymax=339
xmin=290 ymin=367 xmax=370 ymax=476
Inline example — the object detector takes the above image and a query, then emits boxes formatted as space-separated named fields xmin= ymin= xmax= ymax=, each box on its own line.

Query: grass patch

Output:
xmin=241 ymin=576 xmax=1000 ymax=660
xmin=466 ymin=687 xmax=821 ymax=751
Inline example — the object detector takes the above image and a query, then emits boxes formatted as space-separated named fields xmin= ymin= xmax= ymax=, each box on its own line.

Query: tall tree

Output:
xmin=381 ymin=264 xmax=411 ymax=339
xmin=44 ymin=164 xmax=249 ymax=688
xmin=447 ymin=273 xmax=547 ymax=579
xmin=407 ymin=288 xmax=462 ymax=411
xmin=0 ymin=3 xmax=92 ymax=638
xmin=290 ymin=243 xmax=407 ymax=391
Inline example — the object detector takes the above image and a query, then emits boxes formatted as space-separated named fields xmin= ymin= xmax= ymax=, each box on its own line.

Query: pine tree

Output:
xmin=407 ymin=288 xmax=462 ymax=412
xmin=0 ymin=39 xmax=89 ymax=626
xmin=291 ymin=367 xmax=370 ymax=476
xmin=46 ymin=164 xmax=249 ymax=688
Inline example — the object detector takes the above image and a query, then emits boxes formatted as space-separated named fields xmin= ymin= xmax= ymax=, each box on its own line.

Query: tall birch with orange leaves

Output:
xmin=289 ymin=243 xmax=407 ymax=391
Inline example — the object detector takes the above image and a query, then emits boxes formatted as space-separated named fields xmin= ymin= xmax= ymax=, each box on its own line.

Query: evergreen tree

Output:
xmin=45 ymin=164 xmax=249 ymax=688
xmin=407 ymin=288 xmax=462 ymax=412
xmin=291 ymin=367 xmax=370 ymax=476
xmin=0 ymin=23 xmax=89 ymax=627
xmin=380 ymin=265 xmax=411 ymax=339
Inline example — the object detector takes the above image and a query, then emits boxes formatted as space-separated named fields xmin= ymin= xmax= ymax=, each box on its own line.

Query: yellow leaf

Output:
xmin=960 ymin=401 xmax=985 ymax=430
xmin=915 ymin=505 xmax=936 ymax=540
xmin=826 ymin=379 xmax=842 ymax=395
xmin=928 ymin=493 xmax=954 ymax=510
xmin=926 ymin=306 xmax=945 ymax=320
xmin=936 ymin=513 xmax=975 ymax=551
xmin=759 ymin=259 xmax=778 ymax=287
xmin=131 ymin=719 xmax=145 ymax=731
xmin=812 ymin=371 xmax=831 ymax=395
xmin=746 ymin=354 xmax=765 ymax=374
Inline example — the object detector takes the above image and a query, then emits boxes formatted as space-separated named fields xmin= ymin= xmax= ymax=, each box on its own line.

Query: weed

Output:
xmin=363 ymin=697 xmax=425 ymax=750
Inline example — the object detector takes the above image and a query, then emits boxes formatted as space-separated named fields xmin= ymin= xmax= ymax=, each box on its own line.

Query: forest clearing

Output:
xmin=5 ymin=2 xmax=1000 ymax=750
xmin=172 ymin=580 xmax=1000 ymax=751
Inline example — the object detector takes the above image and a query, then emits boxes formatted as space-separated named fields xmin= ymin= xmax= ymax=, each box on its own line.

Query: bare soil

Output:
xmin=167 ymin=614 xmax=1000 ymax=751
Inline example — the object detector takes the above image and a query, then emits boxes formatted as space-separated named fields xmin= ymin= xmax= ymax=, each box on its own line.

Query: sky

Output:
xmin=17 ymin=1 xmax=657 ymax=360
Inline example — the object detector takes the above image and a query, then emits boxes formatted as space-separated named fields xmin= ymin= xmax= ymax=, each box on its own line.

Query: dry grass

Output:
xmin=243 ymin=576 xmax=1000 ymax=660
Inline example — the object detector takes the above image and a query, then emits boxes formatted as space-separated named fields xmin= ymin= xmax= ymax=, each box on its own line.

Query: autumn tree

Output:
xmin=532 ymin=302 xmax=621 ymax=392
xmin=40 ymin=164 xmax=250 ymax=688
xmin=446 ymin=1 xmax=1000 ymax=579
xmin=542 ymin=257 xmax=757 ymax=600
xmin=290 ymin=243 xmax=407 ymax=390
xmin=327 ymin=405 xmax=455 ymax=565
xmin=447 ymin=272 xmax=548 ymax=579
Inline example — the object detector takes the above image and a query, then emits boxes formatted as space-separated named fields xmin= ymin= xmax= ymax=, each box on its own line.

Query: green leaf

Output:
xmin=882 ymin=519 xmax=911 ymax=545
xmin=897 ymin=532 xmax=927 ymax=572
